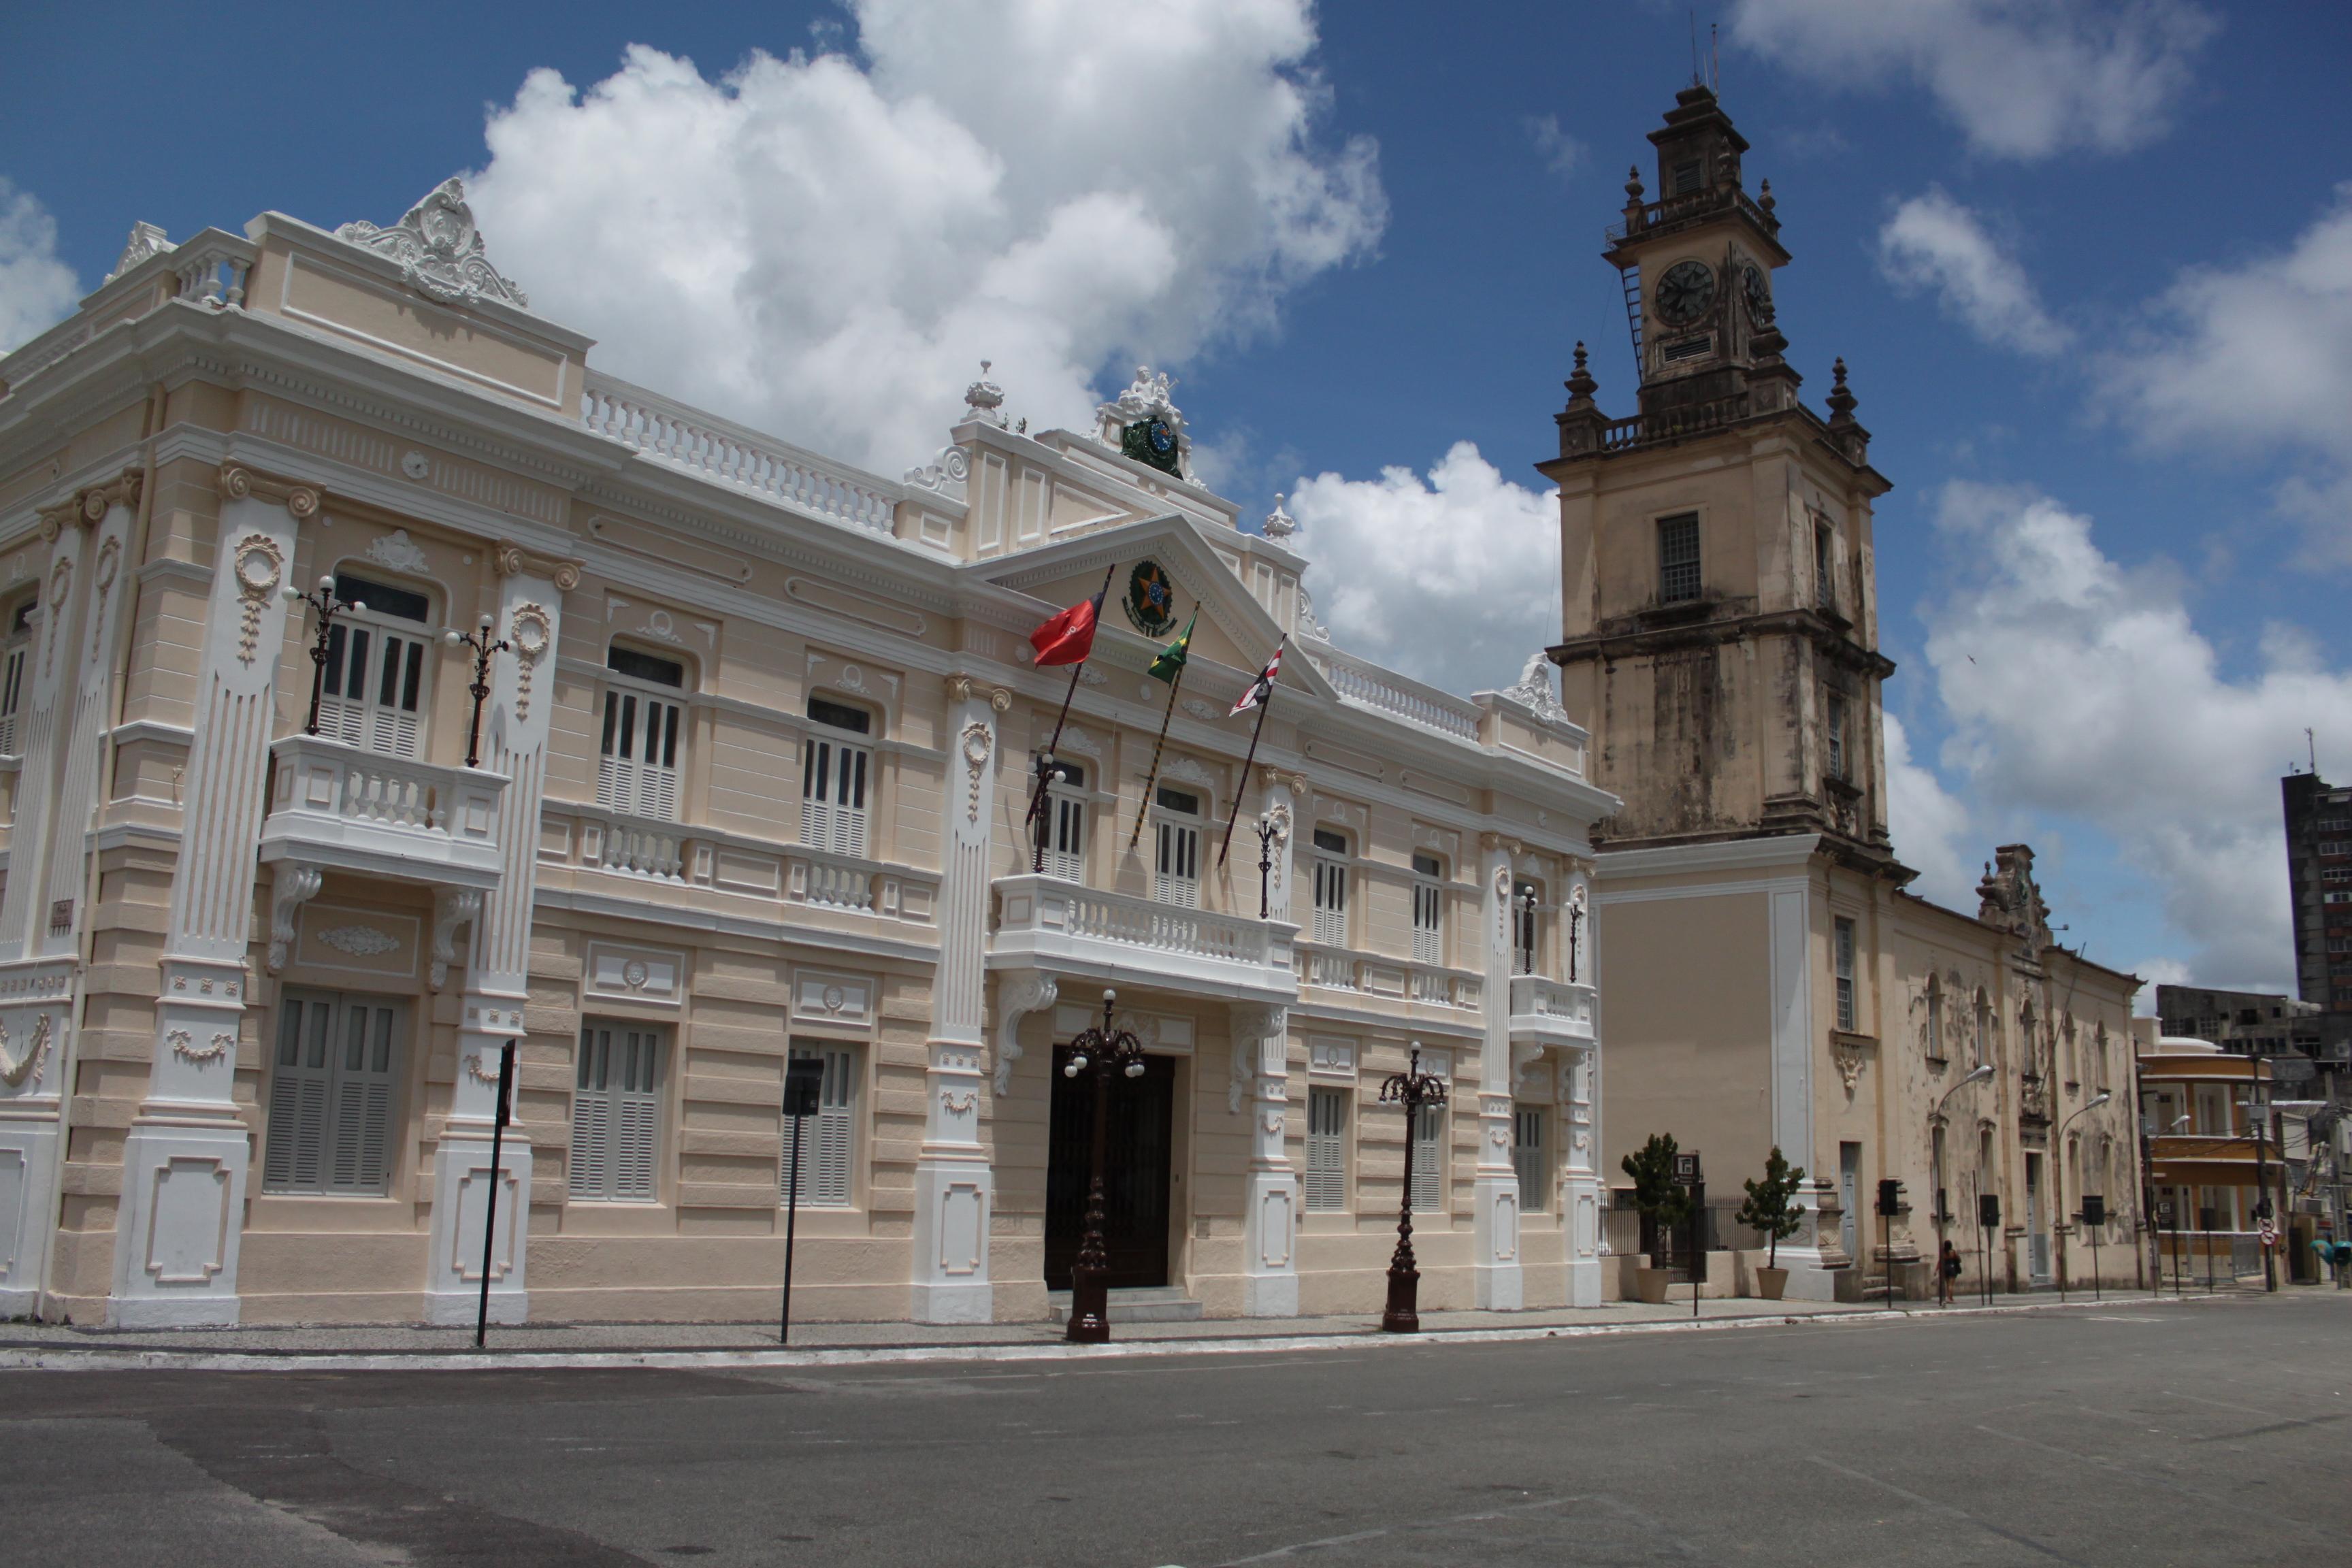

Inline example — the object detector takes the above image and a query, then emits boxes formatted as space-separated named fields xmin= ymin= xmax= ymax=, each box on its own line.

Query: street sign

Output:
xmin=1979 ymin=1192 xmax=2001 ymax=1229
xmin=1876 ymin=1178 xmax=1902 ymax=1217
xmin=2156 ymin=1197 xmax=2174 ymax=1224
xmin=1672 ymin=1152 xmax=1699 ymax=1185
xmin=784 ymin=1056 xmax=825 ymax=1118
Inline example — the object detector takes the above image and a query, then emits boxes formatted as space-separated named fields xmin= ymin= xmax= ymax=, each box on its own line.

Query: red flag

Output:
xmin=1230 ymin=645 xmax=1284 ymax=715
xmin=1030 ymin=589 xmax=1103 ymax=667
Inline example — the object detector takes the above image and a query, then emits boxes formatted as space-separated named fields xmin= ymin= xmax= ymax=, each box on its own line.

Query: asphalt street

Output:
xmin=3 ymin=1293 xmax=2345 ymax=1567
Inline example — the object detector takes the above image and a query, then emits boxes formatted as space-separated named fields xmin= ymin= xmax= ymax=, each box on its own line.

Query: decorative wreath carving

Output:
xmin=960 ymin=721 xmax=994 ymax=825
xmin=0 ymin=1014 xmax=53 ymax=1089
xmin=170 ymin=1028 xmax=235 ymax=1066
xmin=230 ymin=533 xmax=284 ymax=666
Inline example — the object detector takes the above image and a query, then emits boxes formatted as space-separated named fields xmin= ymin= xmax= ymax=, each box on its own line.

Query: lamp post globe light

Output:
xmin=1377 ymin=1044 xmax=1448 ymax=1333
xmin=289 ymin=574 xmax=362 ymax=737
xmin=1931 ymin=1063 xmax=1995 ymax=1306
xmin=2054 ymin=1090 xmax=2113 ymax=1300
xmin=1060 ymin=990 xmax=1149 ymax=1344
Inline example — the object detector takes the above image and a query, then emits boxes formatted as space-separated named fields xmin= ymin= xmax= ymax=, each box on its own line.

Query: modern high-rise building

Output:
xmin=2283 ymin=770 xmax=2352 ymax=1024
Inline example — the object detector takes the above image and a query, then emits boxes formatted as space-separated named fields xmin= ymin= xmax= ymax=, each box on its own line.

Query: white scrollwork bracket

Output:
xmin=992 ymin=971 xmax=1058 ymax=1095
xmin=430 ymin=887 xmax=483 ymax=990
xmin=267 ymin=864 xmax=325 ymax=973
xmin=1228 ymin=1004 xmax=1288 ymax=1115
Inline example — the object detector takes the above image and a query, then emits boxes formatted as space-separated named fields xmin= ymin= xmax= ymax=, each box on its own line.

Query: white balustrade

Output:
xmin=1509 ymin=973 xmax=1597 ymax=1045
xmin=1306 ymin=950 xmax=1358 ymax=991
xmin=1312 ymin=650 xmax=1482 ymax=740
xmin=599 ymin=821 xmax=684 ymax=881
xmin=789 ymin=851 xmax=874 ymax=911
xmin=991 ymin=874 xmax=1296 ymax=1003
xmin=174 ymin=238 xmax=254 ymax=310
xmin=261 ymin=735 xmax=506 ymax=888
xmin=581 ymin=374 xmax=901 ymax=534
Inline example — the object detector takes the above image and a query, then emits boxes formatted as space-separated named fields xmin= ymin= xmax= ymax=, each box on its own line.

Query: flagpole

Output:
xmin=1026 ymin=565 xmax=1116 ymax=872
xmin=1218 ymin=636 xmax=1286 ymax=870
xmin=1127 ymin=654 xmax=1188 ymax=853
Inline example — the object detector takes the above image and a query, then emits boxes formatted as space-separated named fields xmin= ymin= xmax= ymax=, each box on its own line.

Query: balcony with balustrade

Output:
xmin=1296 ymin=941 xmax=1482 ymax=1015
xmin=988 ymin=874 xmax=1297 ymax=1004
xmin=1508 ymin=973 xmax=1598 ymax=1051
xmin=259 ymin=735 xmax=507 ymax=889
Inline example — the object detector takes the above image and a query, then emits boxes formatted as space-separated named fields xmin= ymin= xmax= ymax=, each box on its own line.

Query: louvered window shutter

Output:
xmin=317 ymin=626 xmax=425 ymax=758
xmin=785 ymin=1045 xmax=857 ymax=1207
xmin=263 ymin=993 xmax=403 ymax=1196
xmin=1306 ymin=1087 xmax=1347 ymax=1211
xmin=1411 ymin=880 xmax=1442 ymax=964
xmin=1155 ymin=821 xmax=1200 ymax=906
xmin=0 ymin=642 xmax=27 ymax=754
xmin=1514 ymin=1108 xmax=1547 ymax=1213
xmin=1048 ymin=793 xmax=1086 ymax=882
xmin=1411 ymin=1103 xmax=1443 ymax=1213
xmin=1313 ymin=860 xmax=1348 ymax=945
xmin=571 ymin=1024 xmax=663 ymax=1203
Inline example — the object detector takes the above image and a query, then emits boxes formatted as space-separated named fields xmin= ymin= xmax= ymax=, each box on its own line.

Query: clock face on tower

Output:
xmin=1742 ymin=263 xmax=1772 ymax=323
xmin=1654 ymin=259 xmax=1717 ymax=327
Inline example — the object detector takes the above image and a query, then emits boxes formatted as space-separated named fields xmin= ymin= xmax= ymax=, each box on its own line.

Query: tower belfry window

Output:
xmin=1672 ymin=158 xmax=1703 ymax=195
xmin=1814 ymin=521 xmax=1836 ymax=609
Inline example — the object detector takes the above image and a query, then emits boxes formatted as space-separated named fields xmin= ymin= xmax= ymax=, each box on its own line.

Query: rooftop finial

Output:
xmin=1565 ymin=340 xmax=1599 ymax=403
xmin=1826 ymin=357 xmax=1857 ymax=425
xmin=1759 ymin=177 xmax=1776 ymax=214
xmin=1624 ymin=165 xmax=1645 ymax=200
xmin=963 ymin=360 xmax=1008 ymax=427
xmin=1264 ymin=493 xmax=1297 ymax=541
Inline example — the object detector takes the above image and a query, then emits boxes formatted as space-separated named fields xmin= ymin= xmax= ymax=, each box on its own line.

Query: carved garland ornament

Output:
xmin=41 ymin=558 xmax=70 ymax=679
xmin=941 ymin=1089 xmax=978 ymax=1115
xmin=316 ymin=924 xmax=399 ymax=958
xmin=960 ymin=721 xmax=994 ymax=825
xmin=507 ymin=602 xmax=553 ymax=721
xmin=0 ymin=1014 xmax=52 ymax=1089
xmin=230 ymin=534 xmax=284 ymax=666
xmin=169 ymin=1028 xmax=235 ymax=1066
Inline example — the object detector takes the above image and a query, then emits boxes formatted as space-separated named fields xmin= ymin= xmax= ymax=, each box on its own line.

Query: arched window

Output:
xmin=1974 ymin=990 xmax=1991 ymax=1066
xmin=1043 ymin=757 xmax=1087 ymax=882
xmin=1311 ymin=826 xmax=1351 ymax=946
xmin=319 ymin=570 xmax=436 ymax=758
xmin=1925 ymin=973 xmax=1946 ymax=1062
xmin=1152 ymin=785 xmax=1203 ymax=907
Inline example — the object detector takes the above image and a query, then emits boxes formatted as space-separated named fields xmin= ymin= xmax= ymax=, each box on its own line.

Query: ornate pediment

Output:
xmin=336 ymin=178 xmax=529 ymax=310
xmin=1976 ymin=843 xmax=2051 ymax=955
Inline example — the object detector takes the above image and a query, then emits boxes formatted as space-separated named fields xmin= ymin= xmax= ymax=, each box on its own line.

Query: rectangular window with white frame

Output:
xmin=783 ymin=1043 xmax=858 ymax=1207
xmin=571 ymin=1021 xmax=665 ymax=1203
xmin=263 ymin=990 xmax=406 ymax=1196
xmin=1834 ymin=916 xmax=1857 ymax=1032
xmin=800 ymin=696 xmax=873 ymax=856
xmin=1411 ymin=852 xmax=1444 ymax=965
xmin=1514 ymin=1107 xmax=1548 ymax=1213
xmin=317 ymin=572 xmax=434 ymax=759
xmin=1306 ymin=1085 xmax=1348 ymax=1212
xmin=1311 ymin=827 xmax=1350 ymax=946
xmin=1411 ymin=1100 xmax=1446 ymax=1213
xmin=1045 ymin=759 xmax=1088 ymax=882
xmin=0 ymin=595 xmax=34 ymax=755
xmin=600 ymin=645 xmax=688 ymax=820
xmin=1154 ymin=785 xmax=1202 ymax=907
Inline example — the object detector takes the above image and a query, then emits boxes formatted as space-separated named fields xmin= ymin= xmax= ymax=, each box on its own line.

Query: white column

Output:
xmin=0 ymin=473 xmax=133 ymax=1316
xmin=1232 ymin=1002 xmax=1298 ymax=1316
xmin=1473 ymin=833 xmax=1522 ymax=1309
xmin=423 ymin=550 xmax=573 ymax=1325
xmin=111 ymin=464 xmax=308 ymax=1327
xmin=1256 ymin=768 xmax=1300 ymax=923
xmin=1560 ymin=1046 xmax=1603 ymax=1307
xmin=911 ymin=676 xmax=1009 ymax=1324
xmin=1766 ymin=879 xmax=1836 ymax=1298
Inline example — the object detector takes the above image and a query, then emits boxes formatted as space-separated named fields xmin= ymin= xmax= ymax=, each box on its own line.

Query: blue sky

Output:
xmin=5 ymin=0 xmax=2348 ymax=997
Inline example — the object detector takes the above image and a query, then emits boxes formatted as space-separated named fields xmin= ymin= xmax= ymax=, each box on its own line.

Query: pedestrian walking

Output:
xmin=1938 ymin=1239 xmax=1963 ymax=1306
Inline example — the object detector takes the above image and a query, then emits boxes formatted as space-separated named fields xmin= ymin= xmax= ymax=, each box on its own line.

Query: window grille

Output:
xmin=1834 ymin=917 xmax=1857 ymax=1032
xmin=571 ymin=1023 xmax=664 ymax=1203
xmin=1312 ymin=828 xmax=1349 ymax=945
xmin=263 ymin=992 xmax=404 ymax=1196
xmin=784 ymin=1045 xmax=855 ymax=1207
xmin=1306 ymin=1087 xmax=1348 ymax=1211
xmin=1826 ymin=692 xmax=1848 ymax=781
xmin=1514 ymin=1108 xmax=1548 ymax=1213
xmin=1657 ymin=514 xmax=1701 ymax=602
xmin=1672 ymin=158 xmax=1702 ymax=194
xmin=1411 ymin=853 xmax=1443 ymax=964
xmin=1815 ymin=521 xmax=1836 ymax=608
xmin=1155 ymin=786 xmax=1201 ymax=906
xmin=600 ymin=689 xmax=685 ymax=820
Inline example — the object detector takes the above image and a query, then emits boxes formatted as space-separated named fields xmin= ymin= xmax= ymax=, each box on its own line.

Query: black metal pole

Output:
xmin=1256 ymin=819 xmax=1274 ymax=919
xmin=2091 ymin=1217 xmax=2102 ymax=1302
xmin=1218 ymin=637 xmax=1287 ymax=869
xmin=781 ymin=1108 xmax=805 ymax=1344
xmin=300 ymin=577 xmax=360 ymax=737
xmin=1128 ymin=655 xmax=1188 ymax=853
xmin=1066 ymin=1053 xmax=1113 ymax=1343
xmin=475 ymin=1039 xmax=514 ymax=1349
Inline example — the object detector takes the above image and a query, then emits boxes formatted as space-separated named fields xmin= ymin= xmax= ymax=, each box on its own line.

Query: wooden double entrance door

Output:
xmin=1044 ymin=1047 xmax=1175 ymax=1292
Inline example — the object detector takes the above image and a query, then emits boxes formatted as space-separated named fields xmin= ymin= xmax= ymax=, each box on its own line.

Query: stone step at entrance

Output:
xmin=1046 ymin=1287 xmax=1204 ymax=1324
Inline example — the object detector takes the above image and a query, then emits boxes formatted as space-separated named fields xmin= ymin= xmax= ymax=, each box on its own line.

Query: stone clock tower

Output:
xmin=1539 ymin=84 xmax=1899 ymax=874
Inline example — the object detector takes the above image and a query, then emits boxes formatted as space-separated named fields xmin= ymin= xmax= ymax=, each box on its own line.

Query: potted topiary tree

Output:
xmin=1622 ymin=1132 xmax=1692 ymax=1305
xmin=1736 ymin=1145 xmax=1808 ymax=1300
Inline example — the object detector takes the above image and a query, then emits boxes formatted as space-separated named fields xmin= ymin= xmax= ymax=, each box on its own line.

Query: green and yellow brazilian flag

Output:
xmin=1148 ymin=611 xmax=1196 ymax=684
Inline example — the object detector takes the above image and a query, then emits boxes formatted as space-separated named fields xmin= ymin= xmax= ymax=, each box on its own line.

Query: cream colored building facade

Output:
xmin=0 ymin=181 xmax=1617 ymax=1328
xmin=1548 ymin=88 xmax=2142 ymax=1298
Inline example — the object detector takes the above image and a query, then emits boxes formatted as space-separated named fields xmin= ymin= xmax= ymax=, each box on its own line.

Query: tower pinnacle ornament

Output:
xmin=1263 ymin=493 xmax=1296 ymax=541
xmin=335 ymin=178 xmax=528 ymax=310
xmin=962 ymin=361 xmax=1008 ymax=429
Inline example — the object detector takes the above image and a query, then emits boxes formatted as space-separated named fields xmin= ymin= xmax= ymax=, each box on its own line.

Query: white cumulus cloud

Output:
xmin=1884 ymin=710 xmax=1976 ymax=911
xmin=0 ymin=178 xmax=80 ymax=354
xmin=1284 ymin=442 xmax=1558 ymax=698
xmin=1921 ymin=480 xmax=2352 ymax=991
xmin=1878 ymin=189 xmax=2071 ymax=357
xmin=2101 ymin=185 xmax=2352 ymax=567
xmin=1730 ymin=0 xmax=2217 ymax=159
xmin=463 ymin=0 xmax=1384 ymax=476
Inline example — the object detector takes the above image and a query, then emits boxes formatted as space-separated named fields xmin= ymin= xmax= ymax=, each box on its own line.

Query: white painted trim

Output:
xmin=1598 ymin=834 xmax=1822 ymax=878
xmin=1597 ymin=874 xmax=1815 ymax=906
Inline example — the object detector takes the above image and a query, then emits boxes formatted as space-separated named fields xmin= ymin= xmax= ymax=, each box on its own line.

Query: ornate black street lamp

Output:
xmin=293 ymin=574 xmax=362 ymax=736
xmin=1514 ymin=884 xmax=1541 ymax=975
xmin=1254 ymin=815 xmax=1280 ymax=919
xmin=1379 ymin=1043 xmax=1448 ymax=1333
xmin=1061 ymin=988 xmax=1149 ymax=1343
xmin=444 ymin=611 xmax=510 ymax=768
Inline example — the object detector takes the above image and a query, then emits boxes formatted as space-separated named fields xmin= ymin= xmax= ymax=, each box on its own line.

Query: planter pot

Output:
xmin=1635 ymin=1267 xmax=1671 ymax=1305
xmin=1756 ymin=1266 xmax=1789 ymax=1301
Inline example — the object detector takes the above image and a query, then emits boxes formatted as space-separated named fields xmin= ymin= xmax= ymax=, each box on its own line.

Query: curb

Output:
xmin=0 ymin=1292 xmax=2217 ymax=1375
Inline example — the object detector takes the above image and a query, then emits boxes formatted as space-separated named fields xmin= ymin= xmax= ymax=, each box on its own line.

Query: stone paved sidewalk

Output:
xmin=0 ymin=1287 xmax=2191 ymax=1367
